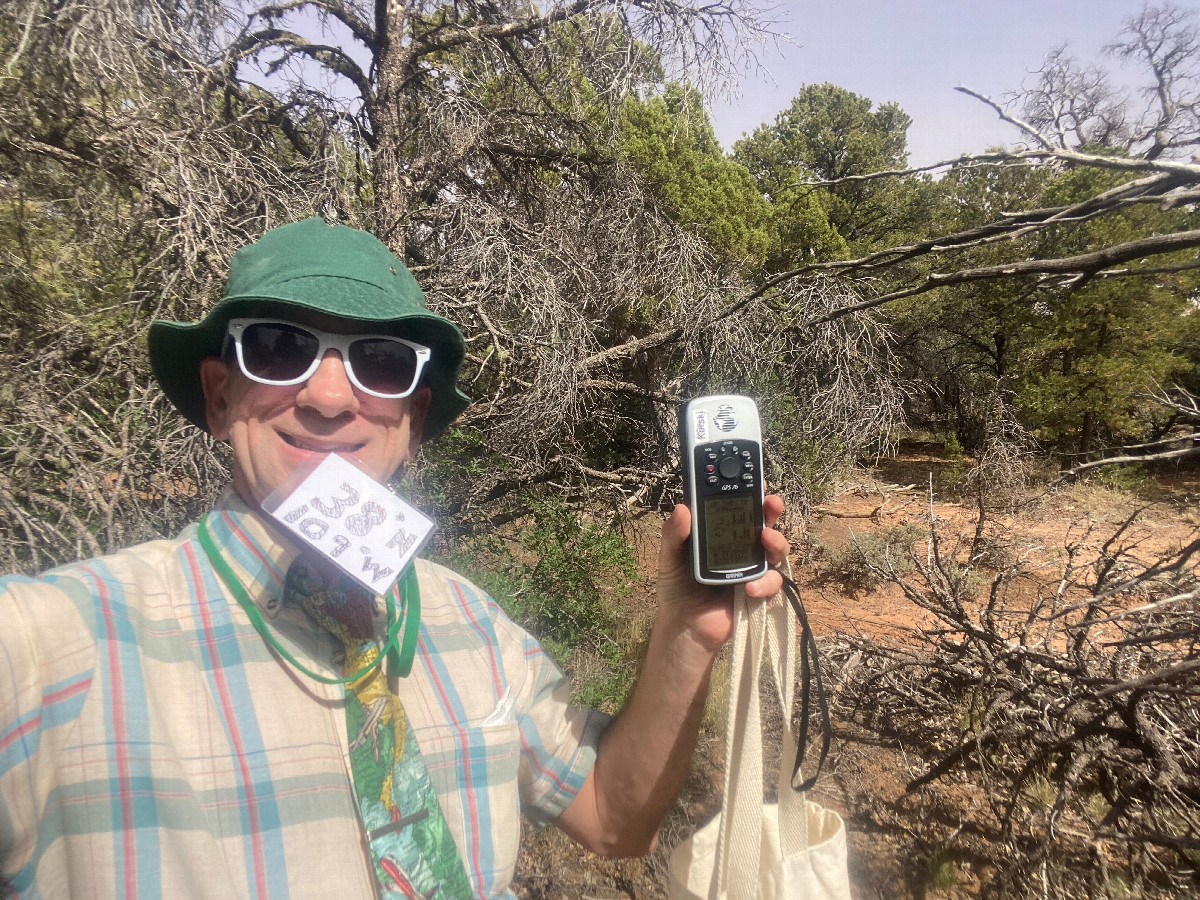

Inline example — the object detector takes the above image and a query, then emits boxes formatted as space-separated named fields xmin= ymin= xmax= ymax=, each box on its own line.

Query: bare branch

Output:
xmin=1053 ymin=441 xmax=1200 ymax=483
xmin=232 ymin=28 xmax=372 ymax=102
xmin=800 ymin=229 xmax=1200 ymax=327
xmin=415 ymin=0 xmax=593 ymax=54
xmin=956 ymin=84 xmax=1056 ymax=151
xmin=252 ymin=0 xmax=375 ymax=48
xmin=1108 ymin=2 xmax=1200 ymax=159
xmin=836 ymin=509 xmax=1200 ymax=889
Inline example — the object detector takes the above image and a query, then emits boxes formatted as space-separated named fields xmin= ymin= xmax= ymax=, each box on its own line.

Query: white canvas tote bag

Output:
xmin=667 ymin=584 xmax=851 ymax=900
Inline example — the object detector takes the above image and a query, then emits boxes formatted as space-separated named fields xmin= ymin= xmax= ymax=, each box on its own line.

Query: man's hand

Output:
xmin=655 ymin=494 xmax=790 ymax=654
xmin=554 ymin=494 xmax=790 ymax=857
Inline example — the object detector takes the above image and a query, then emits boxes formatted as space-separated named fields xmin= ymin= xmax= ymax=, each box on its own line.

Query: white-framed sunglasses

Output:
xmin=224 ymin=318 xmax=431 ymax=399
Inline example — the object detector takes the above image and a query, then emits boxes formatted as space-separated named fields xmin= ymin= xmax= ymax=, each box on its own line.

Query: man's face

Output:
xmin=199 ymin=319 xmax=431 ymax=509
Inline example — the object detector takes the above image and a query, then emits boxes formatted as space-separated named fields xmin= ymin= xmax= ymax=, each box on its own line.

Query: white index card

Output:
xmin=268 ymin=454 xmax=435 ymax=593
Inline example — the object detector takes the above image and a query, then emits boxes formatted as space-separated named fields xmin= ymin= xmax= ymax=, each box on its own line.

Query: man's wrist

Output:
xmin=649 ymin=603 xmax=728 ymax=671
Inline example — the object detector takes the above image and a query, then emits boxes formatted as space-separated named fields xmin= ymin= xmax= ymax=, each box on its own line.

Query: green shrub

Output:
xmin=433 ymin=499 xmax=639 ymax=709
xmin=571 ymin=644 xmax=637 ymax=713
xmin=925 ymin=849 xmax=959 ymax=889
xmin=1093 ymin=462 xmax=1150 ymax=493
xmin=820 ymin=524 xmax=924 ymax=591
xmin=405 ymin=426 xmax=501 ymax=520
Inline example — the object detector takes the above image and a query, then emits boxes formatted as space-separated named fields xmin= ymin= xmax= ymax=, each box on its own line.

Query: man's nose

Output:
xmin=295 ymin=349 xmax=359 ymax=417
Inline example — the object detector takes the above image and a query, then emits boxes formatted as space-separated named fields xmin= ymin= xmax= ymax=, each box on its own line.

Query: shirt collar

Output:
xmin=200 ymin=488 xmax=395 ymax=630
xmin=201 ymin=487 xmax=303 ymax=612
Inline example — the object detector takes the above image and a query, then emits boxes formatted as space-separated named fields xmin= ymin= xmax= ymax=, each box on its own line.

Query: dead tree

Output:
xmin=965 ymin=384 xmax=1035 ymax=557
xmin=1 ymin=0 xmax=343 ymax=568
xmin=1 ymin=0 xmax=904 ymax=566
xmin=835 ymin=503 xmax=1200 ymax=896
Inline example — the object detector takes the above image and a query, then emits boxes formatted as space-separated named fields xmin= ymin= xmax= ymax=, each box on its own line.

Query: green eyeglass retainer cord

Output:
xmin=197 ymin=514 xmax=420 ymax=683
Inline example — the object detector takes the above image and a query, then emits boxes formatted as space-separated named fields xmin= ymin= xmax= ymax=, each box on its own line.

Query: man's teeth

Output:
xmin=284 ymin=434 xmax=362 ymax=452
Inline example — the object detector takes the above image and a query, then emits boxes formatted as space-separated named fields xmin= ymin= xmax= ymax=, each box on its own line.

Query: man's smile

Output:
xmin=279 ymin=431 xmax=367 ymax=454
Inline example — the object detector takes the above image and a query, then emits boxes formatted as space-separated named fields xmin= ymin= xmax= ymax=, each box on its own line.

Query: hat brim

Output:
xmin=149 ymin=292 xmax=470 ymax=443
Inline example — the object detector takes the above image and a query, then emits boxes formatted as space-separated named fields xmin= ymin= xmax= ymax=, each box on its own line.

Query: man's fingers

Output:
xmin=761 ymin=495 xmax=790 ymax=568
xmin=763 ymin=528 xmax=789 ymax=567
xmin=764 ymin=494 xmax=784 ymax=529
xmin=744 ymin=568 xmax=782 ymax=599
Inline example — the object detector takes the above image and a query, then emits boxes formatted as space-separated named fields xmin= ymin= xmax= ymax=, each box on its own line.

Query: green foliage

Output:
xmin=894 ymin=156 xmax=1200 ymax=454
xmin=733 ymin=82 xmax=923 ymax=266
xmin=406 ymin=427 xmax=504 ymax=521
xmin=1093 ymin=462 xmax=1151 ymax=493
xmin=571 ymin=653 xmax=635 ymax=712
xmin=889 ymin=160 xmax=1051 ymax=446
xmin=461 ymin=13 xmax=661 ymax=188
xmin=1016 ymin=163 xmax=1200 ymax=450
xmin=924 ymin=850 xmax=960 ymax=890
xmin=433 ymin=499 xmax=639 ymax=709
xmin=618 ymin=83 xmax=772 ymax=267
xmin=941 ymin=433 xmax=965 ymax=459
xmin=499 ymin=503 xmax=636 ymax=657
xmin=759 ymin=384 xmax=852 ymax=501
xmin=0 ymin=179 xmax=223 ymax=566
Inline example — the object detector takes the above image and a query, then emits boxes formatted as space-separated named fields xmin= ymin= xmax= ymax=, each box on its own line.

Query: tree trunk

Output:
xmin=370 ymin=0 xmax=415 ymax=257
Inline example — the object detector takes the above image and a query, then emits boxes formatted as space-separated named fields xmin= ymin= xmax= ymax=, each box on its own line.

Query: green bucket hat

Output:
xmin=149 ymin=217 xmax=470 ymax=442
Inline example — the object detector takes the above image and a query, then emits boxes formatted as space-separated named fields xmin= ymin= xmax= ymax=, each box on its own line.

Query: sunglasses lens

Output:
xmin=240 ymin=323 xmax=320 ymax=382
xmin=349 ymin=338 xmax=419 ymax=396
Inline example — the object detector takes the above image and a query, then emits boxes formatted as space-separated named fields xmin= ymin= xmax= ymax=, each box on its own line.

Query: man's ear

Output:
xmin=404 ymin=386 xmax=432 ymax=461
xmin=199 ymin=356 xmax=234 ymax=440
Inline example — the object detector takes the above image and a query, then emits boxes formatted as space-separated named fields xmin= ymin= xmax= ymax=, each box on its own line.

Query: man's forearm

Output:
xmin=577 ymin=610 xmax=721 ymax=855
xmin=553 ymin=500 xmax=787 ymax=857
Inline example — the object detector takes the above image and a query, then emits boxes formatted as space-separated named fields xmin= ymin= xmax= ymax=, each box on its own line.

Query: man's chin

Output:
xmin=264 ymin=460 xmax=325 ymax=508
xmin=230 ymin=458 xmax=317 ymax=515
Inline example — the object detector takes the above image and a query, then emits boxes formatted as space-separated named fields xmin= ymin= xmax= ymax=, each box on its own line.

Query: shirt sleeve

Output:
xmin=487 ymin=602 xmax=611 ymax=824
xmin=0 ymin=576 xmax=97 ymax=880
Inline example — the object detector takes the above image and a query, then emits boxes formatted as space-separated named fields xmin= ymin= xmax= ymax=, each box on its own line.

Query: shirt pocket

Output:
xmin=414 ymin=719 xmax=523 ymax=895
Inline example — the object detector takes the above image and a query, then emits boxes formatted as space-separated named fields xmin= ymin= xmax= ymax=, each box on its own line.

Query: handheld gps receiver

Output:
xmin=679 ymin=395 xmax=767 ymax=585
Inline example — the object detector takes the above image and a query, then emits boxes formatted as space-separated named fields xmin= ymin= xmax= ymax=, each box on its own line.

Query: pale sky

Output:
xmin=709 ymin=0 xmax=1200 ymax=166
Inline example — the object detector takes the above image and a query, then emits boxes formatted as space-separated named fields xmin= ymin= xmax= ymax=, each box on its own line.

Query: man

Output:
xmin=0 ymin=217 xmax=787 ymax=898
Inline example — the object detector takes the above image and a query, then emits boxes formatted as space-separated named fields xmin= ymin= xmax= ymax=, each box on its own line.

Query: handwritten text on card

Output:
xmin=269 ymin=454 xmax=434 ymax=593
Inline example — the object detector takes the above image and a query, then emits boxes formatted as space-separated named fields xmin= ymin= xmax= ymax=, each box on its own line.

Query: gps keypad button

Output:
xmin=718 ymin=457 xmax=742 ymax=479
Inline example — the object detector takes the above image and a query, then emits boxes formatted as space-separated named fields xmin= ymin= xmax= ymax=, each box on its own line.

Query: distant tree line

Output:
xmin=722 ymin=4 xmax=1200 ymax=465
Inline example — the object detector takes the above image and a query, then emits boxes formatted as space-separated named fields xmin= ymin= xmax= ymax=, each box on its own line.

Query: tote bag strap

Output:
xmin=765 ymin=578 xmax=809 ymax=861
xmin=713 ymin=585 xmax=763 ymax=900
xmin=713 ymin=578 xmax=805 ymax=900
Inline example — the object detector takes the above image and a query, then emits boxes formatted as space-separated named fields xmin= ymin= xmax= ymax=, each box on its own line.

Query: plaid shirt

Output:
xmin=0 ymin=489 xmax=607 ymax=899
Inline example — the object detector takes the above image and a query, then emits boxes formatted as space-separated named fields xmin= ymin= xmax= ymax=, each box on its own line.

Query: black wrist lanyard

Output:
xmin=780 ymin=574 xmax=831 ymax=793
